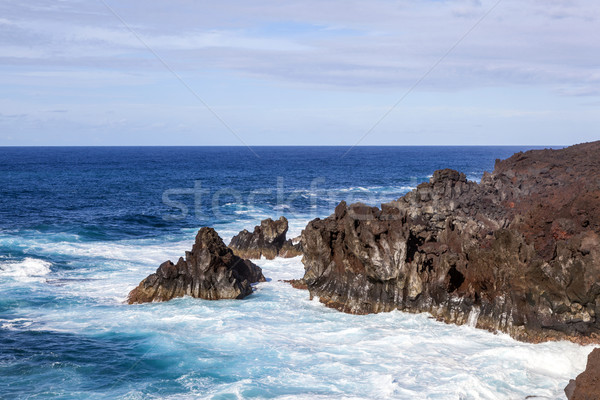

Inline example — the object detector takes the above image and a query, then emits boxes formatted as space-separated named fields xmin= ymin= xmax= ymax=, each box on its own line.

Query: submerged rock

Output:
xmin=284 ymin=278 xmax=308 ymax=290
xmin=301 ymin=142 xmax=600 ymax=343
xmin=565 ymin=348 xmax=600 ymax=400
xmin=128 ymin=227 xmax=265 ymax=304
xmin=229 ymin=216 xmax=302 ymax=259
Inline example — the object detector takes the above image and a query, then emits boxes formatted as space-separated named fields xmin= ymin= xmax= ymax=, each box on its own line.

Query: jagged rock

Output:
xmin=565 ymin=348 xmax=600 ymax=400
xmin=229 ymin=217 xmax=302 ymax=259
xmin=128 ymin=227 xmax=265 ymax=304
xmin=279 ymin=236 xmax=303 ymax=258
xmin=565 ymin=380 xmax=576 ymax=400
xmin=300 ymin=142 xmax=600 ymax=343
xmin=284 ymin=279 xmax=308 ymax=290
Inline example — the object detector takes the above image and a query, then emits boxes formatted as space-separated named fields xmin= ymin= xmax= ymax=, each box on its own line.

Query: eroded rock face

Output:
xmin=229 ymin=216 xmax=302 ymax=259
xmin=301 ymin=142 xmax=600 ymax=343
xmin=128 ymin=227 xmax=265 ymax=304
xmin=565 ymin=348 xmax=600 ymax=400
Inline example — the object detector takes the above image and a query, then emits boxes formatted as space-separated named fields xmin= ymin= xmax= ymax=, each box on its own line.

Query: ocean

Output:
xmin=0 ymin=146 xmax=593 ymax=399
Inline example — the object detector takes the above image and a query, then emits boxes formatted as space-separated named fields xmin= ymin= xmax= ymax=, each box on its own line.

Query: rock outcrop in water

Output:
xmin=565 ymin=348 xmax=600 ymax=400
xmin=301 ymin=141 xmax=600 ymax=343
xmin=229 ymin=216 xmax=302 ymax=259
xmin=128 ymin=227 xmax=265 ymax=304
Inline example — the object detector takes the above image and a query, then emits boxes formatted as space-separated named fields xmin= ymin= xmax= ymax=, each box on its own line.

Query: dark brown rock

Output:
xmin=279 ymin=237 xmax=303 ymax=258
xmin=565 ymin=379 xmax=576 ymax=399
xmin=300 ymin=142 xmax=600 ymax=343
xmin=566 ymin=348 xmax=600 ymax=400
xmin=229 ymin=217 xmax=302 ymax=259
xmin=284 ymin=279 xmax=308 ymax=290
xmin=128 ymin=227 xmax=265 ymax=304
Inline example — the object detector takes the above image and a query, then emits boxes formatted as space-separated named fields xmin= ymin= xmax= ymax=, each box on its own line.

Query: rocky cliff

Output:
xmin=301 ymin=142 xmax=600 ymax=343
xmin=128 ymin=227 xmax=265 ymax=304
xmin=229 ymin=216 xmax=302 ymax=259
xmin=565 ymin=348 xmax=600 ymax=400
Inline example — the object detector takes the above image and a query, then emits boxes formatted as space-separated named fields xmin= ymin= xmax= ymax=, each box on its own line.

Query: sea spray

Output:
xmin=0 ymin=258 xmax=51 ymax=282
xmin=467 ymin=306 xmax=481 ymax=328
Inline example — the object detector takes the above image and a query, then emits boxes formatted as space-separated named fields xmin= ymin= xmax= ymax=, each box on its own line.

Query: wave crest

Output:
xmin=0 ymin=258 xmax=52 ymax=282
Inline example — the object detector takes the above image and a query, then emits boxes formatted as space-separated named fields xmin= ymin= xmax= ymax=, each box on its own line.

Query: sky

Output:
xmin=0 ymin=0 xmax=598 ymax=146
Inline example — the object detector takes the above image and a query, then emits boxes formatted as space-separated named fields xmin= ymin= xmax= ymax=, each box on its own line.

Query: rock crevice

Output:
xmin=229 ymin=216 xmax=302 ymax=259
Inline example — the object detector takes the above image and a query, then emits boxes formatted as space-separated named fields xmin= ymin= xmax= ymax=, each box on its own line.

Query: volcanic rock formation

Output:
xmin=565 ymin=348 xmax=600 ymax=400
xmin=229 ymin=216 xmax=302 ymax=259
xmin=300 ymin=142 xmax=600 ymax=343
xmin=128 ymin=227 xmax=265 ymax=304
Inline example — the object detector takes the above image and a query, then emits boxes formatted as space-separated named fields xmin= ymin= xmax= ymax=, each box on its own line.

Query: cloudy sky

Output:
xmin=0 ymin=0 xmax=598 ymax=145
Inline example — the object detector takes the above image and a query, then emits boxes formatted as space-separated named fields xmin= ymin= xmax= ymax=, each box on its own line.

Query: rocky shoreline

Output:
xmin=128 ymin=142 xmax=599 ymax=398
xmin=130 ymin=143 xmax=599 ymax=341
xmin=300 ymin=142 xmax=600 ymax=344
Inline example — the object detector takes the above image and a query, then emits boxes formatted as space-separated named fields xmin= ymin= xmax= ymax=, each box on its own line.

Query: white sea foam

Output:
xmin=1 ymin=228 xmax=596 ymax=399
xmin=10 ymin=253 xmax=596 ymax=399
xmin=0 ymin=257 xmax=51 ymax=282
xmin=0 ymin=237 xmax=184 ymax=266
xmin=467 ymin=306 xmax=481 ymax=327
xmin=0 ymin=318 xmax=34 ymax=330
xmin=336 ymin=185 xmax=416 ymax=195
xmin=44 ymin=260 xmax=589 ymax=393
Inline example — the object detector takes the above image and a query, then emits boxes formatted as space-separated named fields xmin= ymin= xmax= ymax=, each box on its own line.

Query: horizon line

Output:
xmin=0 ymin=144 xmax=568 ymax=148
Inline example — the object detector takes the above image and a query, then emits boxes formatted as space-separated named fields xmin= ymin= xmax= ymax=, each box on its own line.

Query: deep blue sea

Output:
xmin=0 ymin=146 xmax=592 ymax=399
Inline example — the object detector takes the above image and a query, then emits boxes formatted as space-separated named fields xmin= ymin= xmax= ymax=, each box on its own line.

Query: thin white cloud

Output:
xmin=0 ymin=0 xmax=598 ymax=146
xmin=1 ymin=0 xmax=598 ymax=94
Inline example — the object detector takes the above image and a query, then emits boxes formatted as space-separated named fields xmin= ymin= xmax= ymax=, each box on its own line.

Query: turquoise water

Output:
xmin=0 ymin=147 xmax=592 ymax=399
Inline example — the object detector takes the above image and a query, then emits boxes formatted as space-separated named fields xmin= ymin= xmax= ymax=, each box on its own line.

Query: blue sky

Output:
xmin=0 ymin=0 xmax=598 ymax=146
